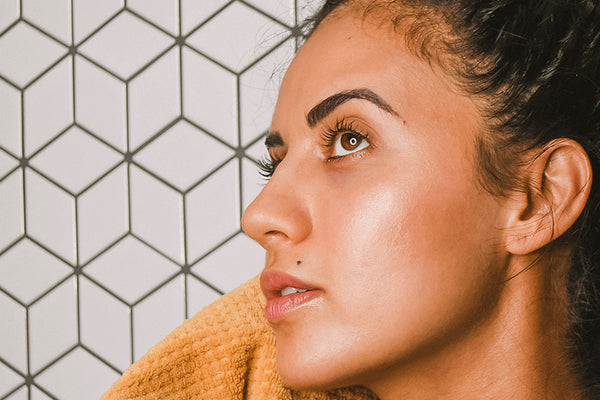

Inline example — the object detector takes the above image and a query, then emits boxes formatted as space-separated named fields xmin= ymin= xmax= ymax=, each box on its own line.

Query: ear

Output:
xmin=504 ymin=139 xmax=592 ymax=255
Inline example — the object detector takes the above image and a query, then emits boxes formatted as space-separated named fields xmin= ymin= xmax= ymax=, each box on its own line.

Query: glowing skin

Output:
xmin=242 ymin=10 xmax=586 ymax=400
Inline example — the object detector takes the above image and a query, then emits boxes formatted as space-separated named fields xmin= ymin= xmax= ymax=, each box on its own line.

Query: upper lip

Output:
xmin=260 ymin=270 xmax=318 ymax=300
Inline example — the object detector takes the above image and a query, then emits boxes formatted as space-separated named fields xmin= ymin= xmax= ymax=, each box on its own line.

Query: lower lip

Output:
xmin=265 ymin=290 xmax=321 ymax=322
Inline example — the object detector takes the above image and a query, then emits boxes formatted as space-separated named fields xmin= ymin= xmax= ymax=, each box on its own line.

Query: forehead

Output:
xmin=272 ymin=12 xmax=475 ymax=130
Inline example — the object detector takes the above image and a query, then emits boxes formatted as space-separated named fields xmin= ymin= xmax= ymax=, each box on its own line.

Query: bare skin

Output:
xmin=242 ymin=9 xmax=591 ymax=400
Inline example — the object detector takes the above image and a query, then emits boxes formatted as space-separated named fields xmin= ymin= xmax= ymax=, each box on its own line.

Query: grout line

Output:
xmin=130 ymin=271 xmax=181 ymax=307
xmin=184 ymin=0 xmax=235 ymax=38
xmin=125 ymin=8 xmax=177 ymax=39
xmin=182 ymin=43 xmax=238 ymax=75
xmin=79 ymin=343 xmax=122 ymax=375
xmin=31 ymin=382 xmax=59 ymax=400
xmin=237 ymin=0 xmax=294 ymax=30
xmin=129 ymin=304 xmax=135 ymax=365
xmin=125 ymin=42 xmax=177 ymax=83
xmin=75 ymin=7 xmax=124 ymax=47
xmin=0 ymin=383 xmax=26 ymax=400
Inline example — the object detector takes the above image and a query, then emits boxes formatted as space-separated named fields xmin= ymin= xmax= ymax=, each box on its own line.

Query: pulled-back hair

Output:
xmin=309 ymin=0 xmax=600 ymax=397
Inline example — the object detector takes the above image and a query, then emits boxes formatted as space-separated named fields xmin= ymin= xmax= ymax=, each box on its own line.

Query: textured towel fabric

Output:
xmin=101 ymin=276 xmax=378 ymax=399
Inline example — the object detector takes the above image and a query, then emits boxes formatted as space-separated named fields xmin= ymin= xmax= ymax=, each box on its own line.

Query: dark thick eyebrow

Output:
xmin=306 ymin=88 xmax=399 ymax=127
xmin=264 ymin=131 xmax=285 ymax=150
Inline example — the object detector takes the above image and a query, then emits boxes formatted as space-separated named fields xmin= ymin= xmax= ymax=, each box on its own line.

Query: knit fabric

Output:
xmin=101 ymin=276 xmax=378 ymax=399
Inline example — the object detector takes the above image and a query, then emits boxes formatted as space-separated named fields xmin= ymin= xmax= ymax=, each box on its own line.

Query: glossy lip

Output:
xmin=260 ymin=270 xmax=322 ymax=322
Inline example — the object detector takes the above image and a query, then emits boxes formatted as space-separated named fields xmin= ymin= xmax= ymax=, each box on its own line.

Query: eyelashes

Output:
xmin=257 ymin=118 xmax=370 ymax=180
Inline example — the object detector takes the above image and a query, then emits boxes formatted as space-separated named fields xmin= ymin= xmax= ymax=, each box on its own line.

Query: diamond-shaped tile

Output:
xmin=25 ymin=169 xmax=76 ymax=264
xmin=85 ymin=235 xmax=180 ymax=304
xmin=0 ymin=22 xmax=66 ymax=88
xmin=186 ymin=2 xmax=289 ymax=72
xmin=186 ymin=275 xmax=221 ymax=317
xmin=24 ymin=56 xmax=73 ymax=157
xmin=133 ymin=275 xmax=184 ymax=361
xmin=191 ymin=232 xmax=264 ymax=293
xmin=0 ymin=0 xmax=20 ymax=33
xmin=0 ymin=238 xmax=71 ymax=304
xmin=73 ymin=0 xmax=123 ymax=44
xmin=130 ymin=166 xmax=184 ymax=263
xmin=128 ymin=0 xmax=178 ymax=36
xmin=0 ymin=291 xmax=27 ymax=374
xmin=79 ymin=11 xmax=173 ymax=80
xmin=0 ymin=170 xmax=22 ymax=254
xmin=75 ymin=55 xmax=127 ymax=152
xmin=240 ymin=38 xmax=294 ymax=145
xmin=180 ymin=0 xmax=229 ymax=35
xmin=35 ymin=347 xmax=120 ymax=400
xmin=29 ymin=277 xmax=78 ymax=373
xmin=182 ymin=47 xmax=237 ymax=146
xmin=0 ymin=361 xmax=23 ymax=399
xmin=0 ymin=78 xmax=21 ymax=157
xmin=80 ymin=277 xmax=131 ymax=371
xmin=30 ymin=126 xmax=122 ymax=194
xmin=241 ymin=156 xmax=265 ymax=211
xmin=186 ymin=159 xmax=240 ymax=262
xmin=246 ymin=0 xmax=295 ymax=26
xmin=78 ymin=165 xmax=128 ymax=264
xmin=129 ymin=47 xmax=180 ymax=150
xmin=85 ymin=236 xmax=179 ymax=304
xmin=22 ymin=0 xmax=72 ymax=44
xmin=134 ymin=120 xmax=233 ymax=191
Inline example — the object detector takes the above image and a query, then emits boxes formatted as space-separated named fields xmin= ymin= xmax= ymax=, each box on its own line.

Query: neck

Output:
xmin=367 ymin=252 xmax=585 ymax=400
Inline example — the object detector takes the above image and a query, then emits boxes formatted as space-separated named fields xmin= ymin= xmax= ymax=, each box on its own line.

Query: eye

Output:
xmin=334 ymin=131 xmax=370 ymax=157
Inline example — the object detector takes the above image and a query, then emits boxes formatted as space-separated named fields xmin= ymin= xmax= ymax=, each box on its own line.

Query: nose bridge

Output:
xmin=242 ymin=157 xmax=313 ymax=248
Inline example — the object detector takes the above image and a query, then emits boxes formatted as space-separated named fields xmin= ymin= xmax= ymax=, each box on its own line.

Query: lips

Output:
xmin=260 ymin=270 xmax=322 ymax=322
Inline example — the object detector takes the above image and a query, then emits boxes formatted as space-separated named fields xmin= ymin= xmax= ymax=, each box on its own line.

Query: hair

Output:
xmin=307 ymin=0 xmax=600 ymax=397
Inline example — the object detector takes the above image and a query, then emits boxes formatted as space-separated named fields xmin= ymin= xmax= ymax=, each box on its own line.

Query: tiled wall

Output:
xmin=0 ymin=1 xmax=323 ymax=398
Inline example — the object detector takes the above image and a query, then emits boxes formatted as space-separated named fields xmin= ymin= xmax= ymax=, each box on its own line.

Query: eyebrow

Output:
xmin=264 ymin=131 xmax=285 ymax=150
xmin=306 ymin=88 xmax=399 ymax=127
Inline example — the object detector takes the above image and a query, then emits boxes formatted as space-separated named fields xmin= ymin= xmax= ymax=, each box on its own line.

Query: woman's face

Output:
xmin=242 ymin=11 xmax=510 ymax=391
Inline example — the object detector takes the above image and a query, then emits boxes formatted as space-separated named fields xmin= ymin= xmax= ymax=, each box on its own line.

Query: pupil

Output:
xmin=341 ymin=133 xmax=362 ymax=151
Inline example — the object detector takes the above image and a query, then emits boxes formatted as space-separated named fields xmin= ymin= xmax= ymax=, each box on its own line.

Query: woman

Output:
xmin=104 ymin=0 xmax=600 ymax=398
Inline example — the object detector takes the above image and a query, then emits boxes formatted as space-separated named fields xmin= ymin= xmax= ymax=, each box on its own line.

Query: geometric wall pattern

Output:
xmin=0 ymin=1 xmax=323 ymax=398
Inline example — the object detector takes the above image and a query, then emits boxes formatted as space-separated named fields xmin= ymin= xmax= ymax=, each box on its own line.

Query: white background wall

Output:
xmin=0 ymin=0 xmax=323 ymax=398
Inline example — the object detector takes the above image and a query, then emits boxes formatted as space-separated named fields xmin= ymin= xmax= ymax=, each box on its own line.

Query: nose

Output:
xmin=242 ymin=164 xmax=312 ymax=250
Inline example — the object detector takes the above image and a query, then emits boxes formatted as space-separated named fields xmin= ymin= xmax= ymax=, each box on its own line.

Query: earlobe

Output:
xmin=504 ymin=139 xmax=592 ymax=255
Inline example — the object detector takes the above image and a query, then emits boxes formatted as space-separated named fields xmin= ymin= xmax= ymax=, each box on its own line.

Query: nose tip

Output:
xmin=241 ymin=180 xmax=312 ymax=249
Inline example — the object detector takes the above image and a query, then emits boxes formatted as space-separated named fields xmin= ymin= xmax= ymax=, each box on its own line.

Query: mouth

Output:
xmin=260 ymin=270 xmax=322 ymax=322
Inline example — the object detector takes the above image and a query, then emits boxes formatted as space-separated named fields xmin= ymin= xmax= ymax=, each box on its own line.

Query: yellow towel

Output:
xmin=101 ymin=276 xmax=378 ymax=399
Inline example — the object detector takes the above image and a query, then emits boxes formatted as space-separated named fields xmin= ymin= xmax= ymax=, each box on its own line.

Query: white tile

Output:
xmin=134 ymin=120 xmax=233 ymax=192
xmin=182 ymin=47 xmax=237 ymax=146
xmin=29 ymin=126 xmax=122 ymax=194
xmin=22 ymin=0 xmax=72 ymax=44
xmin=30 ymin=386 xmax=53 ymax=400
xmin=75 ymin=55 xmax=127 ymax=152
xmin=25 ymin=169 xmax=77 ymax=264
xmin=246 ymin=0 xmax=295 ymax=26
xmin=79 ymin=277 xmax=131 ymax=371
xmin=23 ymin=56 xmax=73 ymax=157
xmin=85 ymin=235 xmax=180 ymax=304
xmin=0 ymin=0 xmax=20 ymax=33
xmin=0 ymin=148 xmax=17 ymax=178
xmin=73 ymin=0 xmax=122 ymax=44
xmin=78 ymin=165 xmax=128 ymax=264
xmin=78 ymin=11 xmax=173 ymax=80
xmin=128 ymin=47 xmax=180 ymax=151
xmin=186 ymin=2 xmax=289 ymax=72
xmin=4 ymin=385 xmax=27 ymax=400
xmin=0 ymin=78 xmax=21 ymax=157
xmin=180 ymin=0 xmax=229 ymax=35
xmin=29 ymin=277 xmax=78 ymax=373
xmin=186 ymin=159 xmax=240 ymax=262
xmin=35 ymin=347 xmax=120 ymax=400
xmin=186 ymin=275 xmax=220 ymax=317
xmin=128 ymin=0 xmax=178 ymax=36
xmin=0 ymin=22 xmax=66 ymax=88
xmin=0 ymin=238 xmax=71 ymax=305
xmin=296 ymin=0 xmax=325 ymax=25
xmin=130 ymin=166 xmax=184 ymax=264
xmin=133 ymin=275 xmax=184 ymax=361
xmin=241 ymin=156 xmax=265 ymax=212
xmin=0 ymin=291 xmax=27 ymax=374
xmin=0 ymin=361 xmax=23 ymax=399
xmin=0 ymin=170 xmax=23 ymax=252
xmin=239 ymin=38 xmax=294 ymax=145
xmin=191 ymin=232 xmax=263 ymax=293
xmin=244 ymin=133 xmax=268 ymax=162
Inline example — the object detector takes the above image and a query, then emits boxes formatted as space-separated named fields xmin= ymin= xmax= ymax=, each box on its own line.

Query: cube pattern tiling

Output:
xmin=0 ymin=1 xmax=324 ymax=398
